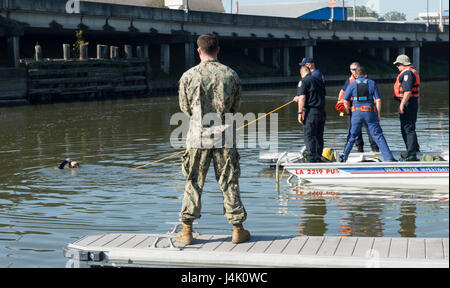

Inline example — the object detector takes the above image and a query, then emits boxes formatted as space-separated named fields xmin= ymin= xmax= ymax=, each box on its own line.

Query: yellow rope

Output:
xmin=133 ymin=99 xmax=296 ymax=170
xmin=133 ymin=150 xmax=186 ymax=170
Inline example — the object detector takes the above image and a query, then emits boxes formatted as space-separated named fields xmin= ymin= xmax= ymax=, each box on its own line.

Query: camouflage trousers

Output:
xmin=179 ymin=148 xmax=247 ymax=225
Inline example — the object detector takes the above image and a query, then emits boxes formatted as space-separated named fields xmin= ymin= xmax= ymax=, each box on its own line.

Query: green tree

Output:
xmin=73 ymin=30 xmax=89 ymax=57
xmin=383 ymin=11 xmax=407 ymax=21
xmin=146 ymin=0 xmax=165 ymax=8
xmin=347 ymin=5 xmax=380 ymax=19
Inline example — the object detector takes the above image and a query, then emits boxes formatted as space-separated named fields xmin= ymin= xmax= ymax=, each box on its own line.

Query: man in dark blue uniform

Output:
xmin=341 ymin=67 xmax=396 ymax=162
xmin=299 ymin=57 xmax=325 ymax=84
xmin=293 ymin=65 xmax=326 ymax=163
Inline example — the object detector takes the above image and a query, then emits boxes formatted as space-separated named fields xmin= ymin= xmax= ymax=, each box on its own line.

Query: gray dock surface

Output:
xmin=64 ymin=233 xmax=449 ymax=268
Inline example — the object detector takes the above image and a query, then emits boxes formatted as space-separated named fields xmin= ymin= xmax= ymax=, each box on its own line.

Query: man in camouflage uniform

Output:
xmin=178 ymin=34 xmax=250 ymax=245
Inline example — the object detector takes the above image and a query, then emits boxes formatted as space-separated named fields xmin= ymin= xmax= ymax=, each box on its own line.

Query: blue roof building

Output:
xmin=239 ymin=1 xmax=349 ymax=21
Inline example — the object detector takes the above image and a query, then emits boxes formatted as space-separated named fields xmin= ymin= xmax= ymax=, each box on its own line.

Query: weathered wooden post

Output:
xmin=63 ymin=44 xmax=71 ymax=60
xmin=110 ymin=46 xmax=119 ymax=59
xmin=103 ymin=45 xmax=109 ymax=59
xmin=97 ymin=45 xmax=109 ymax=59
xmin=35 ymin=44 xmax=42 ymax=61
xmin=80 ymin=44 xmax=88 ymax=60
xmin=96 ymin=45 xmax=101 ymax=59
xmin=136 ymin=46 xmax=143 ymax=58
xmin=124 ymin=45 xmax=133 ymax=59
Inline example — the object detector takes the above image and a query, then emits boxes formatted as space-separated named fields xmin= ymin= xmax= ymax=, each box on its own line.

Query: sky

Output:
xmin=222 ymin=0 xmax=449 ymax=20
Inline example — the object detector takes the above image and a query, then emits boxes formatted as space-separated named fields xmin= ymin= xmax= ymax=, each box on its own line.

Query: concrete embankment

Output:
xmin=0 ymin=68 xmax=28 ymax=104
xmin=24 ymin=58 xmax=151 ymax=104
xmin=0 ymin=58 xmax=151 ymax=105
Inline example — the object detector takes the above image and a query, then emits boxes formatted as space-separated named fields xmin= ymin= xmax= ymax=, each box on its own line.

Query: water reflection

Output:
xmin=283 ymin=184 xmax=448 ymax=238
xmin=297 ymin=198 xmax=327 ymax=236
xmin=398 ymin=202 xmax=417 ymax=238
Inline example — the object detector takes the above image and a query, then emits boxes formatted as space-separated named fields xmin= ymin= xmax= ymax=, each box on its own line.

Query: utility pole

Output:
xmin=329 ymin=0 xmax=336 ymax=22
xmin=231 ymin=0 xmax=233 ymax=14
xmin=184 ymin=0 xmax=189 ymax=14
xmin=343 ymin=0 xmax=345 ymax=21
xmin=439 ymin=0 xmax=444 ymax=32
xmin=426 ymin=0 xmax=429 ymax=27
xmin=353 ymin=0 xmax=356 ymax=21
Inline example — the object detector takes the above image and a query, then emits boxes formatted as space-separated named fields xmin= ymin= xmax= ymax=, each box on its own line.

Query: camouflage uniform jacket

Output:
xmin=179 ymin=59 xmax=241 ymax=149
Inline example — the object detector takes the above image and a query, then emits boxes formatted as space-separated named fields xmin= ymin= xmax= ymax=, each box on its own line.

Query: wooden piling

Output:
xmin=35 ymin=44 xmax=42 ymax=61
xmin=136 ymin=46 xmax=143 ymax=58
xmin=124 ymin=45 xmax=133 ymax=59
xmin=96 ymin=45 xmax=102 ymax=59
xmin=80 ymin=44 xmax=88 ymax=60
xmin=63 ymin=44 xmax=71 ymax=60
xmin=97 ymin=45 xmax=109 ymax=59
xmin=110 ymin=46 xmax=119 ymax=59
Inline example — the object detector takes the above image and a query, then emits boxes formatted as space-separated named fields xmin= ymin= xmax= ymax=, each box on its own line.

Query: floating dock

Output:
xmin=64 ymin=232 xmax=449 ymax=268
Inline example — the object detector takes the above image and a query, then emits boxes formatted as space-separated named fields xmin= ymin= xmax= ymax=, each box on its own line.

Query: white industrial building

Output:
xmin=165 ymin=0 xmax=225 ymax=12
xmin=418 ymin=11 xmax=449 ymax=24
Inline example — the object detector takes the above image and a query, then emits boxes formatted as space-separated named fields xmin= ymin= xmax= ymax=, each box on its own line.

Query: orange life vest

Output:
xmin=338 ymin=75 xmax=357 ymax=101
xmin=394 ymin=66 xmax=420 ymax=99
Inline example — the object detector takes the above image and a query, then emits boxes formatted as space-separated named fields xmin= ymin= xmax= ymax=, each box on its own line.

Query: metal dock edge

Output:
xmin=63 ymin=234 xmax=449 ymax=268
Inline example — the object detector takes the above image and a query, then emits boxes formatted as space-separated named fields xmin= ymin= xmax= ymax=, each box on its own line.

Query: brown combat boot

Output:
xmin=232 ymin=223 xmax=251 ymax=244
xmin=177 ymin=221 xmax=194 ymax=245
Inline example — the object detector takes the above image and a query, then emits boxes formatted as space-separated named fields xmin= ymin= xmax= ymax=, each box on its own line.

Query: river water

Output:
xmin=0 ymin=81 xmax=448 ymax=267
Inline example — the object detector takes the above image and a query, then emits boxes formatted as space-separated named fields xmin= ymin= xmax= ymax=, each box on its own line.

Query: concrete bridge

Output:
xmin=1 ymin=0 xmax=448 ymax=77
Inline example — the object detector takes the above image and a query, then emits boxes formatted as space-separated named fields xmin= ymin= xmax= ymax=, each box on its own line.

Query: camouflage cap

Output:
xmin=393 ymin=54 xmax=411 ymax=66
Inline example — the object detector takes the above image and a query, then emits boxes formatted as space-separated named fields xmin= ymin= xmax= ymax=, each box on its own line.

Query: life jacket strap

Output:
xmin=352 ymin=106 xmax=376 ymax=112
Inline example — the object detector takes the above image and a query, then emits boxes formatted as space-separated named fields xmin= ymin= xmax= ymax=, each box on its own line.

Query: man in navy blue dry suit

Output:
xmin=340 ymin=67 xmax=396 ymax=162
xmin=293 ymin=65 xmax=326 ymax=163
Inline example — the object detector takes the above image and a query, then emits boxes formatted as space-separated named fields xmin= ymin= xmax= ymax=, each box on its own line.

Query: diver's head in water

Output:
xmin=59 ymin=159 xmax=80 ymax=169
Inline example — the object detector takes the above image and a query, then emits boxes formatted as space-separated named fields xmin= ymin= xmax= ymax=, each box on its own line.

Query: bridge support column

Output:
xmin=413 ymin=46 xmax=420 ymax=73
xmin=382 ymin=47 xmax=390 ymax=63
xmin=144 ymin=45 xmax=149 ymax=59
xmin=272 ymin=48 xmax=280 ymax=70
xmin=283 ymin=47 xmax=290 ymax=77
xmin=161 ymin=44 xmax=170 ymax=74
xmin=398 ymin=47 xmax=406 ymax=56
xmin=185 ymin=42 xmax=195 ymax=70
xmin=7 ymin=36 xmax=20 ymax=67
xmin=305 ymin=45 xmax=313 ymax=59
xmin=258 ymin=48 xmax=264 ymax=64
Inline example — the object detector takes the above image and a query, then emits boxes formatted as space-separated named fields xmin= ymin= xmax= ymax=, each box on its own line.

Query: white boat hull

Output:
xmin=283 ymin=161 xmax=449 ymax=185
xmin=259 ymin=150 xmax=449 ymax=165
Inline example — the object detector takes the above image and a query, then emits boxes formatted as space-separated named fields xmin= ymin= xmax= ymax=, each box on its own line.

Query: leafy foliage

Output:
xmin=145 ymin=0 xmax=165 ymax=8
xmin=72 ymin=30 xmax=89 ymax=57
